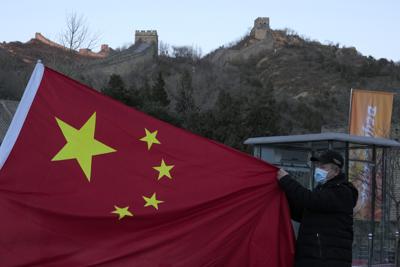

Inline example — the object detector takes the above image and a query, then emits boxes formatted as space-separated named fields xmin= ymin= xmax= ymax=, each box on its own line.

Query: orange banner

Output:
xmin=349 ymin=89 xmax=394 ymax=220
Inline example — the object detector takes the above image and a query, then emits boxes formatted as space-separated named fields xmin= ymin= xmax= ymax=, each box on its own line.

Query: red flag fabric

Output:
xmin=0 ymin=63 xmax=294 ymax=267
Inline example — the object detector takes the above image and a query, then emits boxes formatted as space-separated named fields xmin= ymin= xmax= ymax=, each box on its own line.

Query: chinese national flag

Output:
xmin=0 ymin=63 xmax=294 ymax=266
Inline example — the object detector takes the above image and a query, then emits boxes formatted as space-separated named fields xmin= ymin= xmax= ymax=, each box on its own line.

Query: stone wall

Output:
xmin=34 ymin=32 xmax=109 ymax=58
xmin=35 ymin=33 xmax=66 ymax=50
xmin=78 ymin=44 xmax=110 ymax=58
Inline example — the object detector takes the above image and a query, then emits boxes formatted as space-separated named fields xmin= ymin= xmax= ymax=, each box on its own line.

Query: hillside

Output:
xmin=1 ymin=20 xmax=400 ymax=150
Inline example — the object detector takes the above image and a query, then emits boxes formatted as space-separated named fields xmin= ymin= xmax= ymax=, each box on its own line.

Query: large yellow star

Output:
xmin=51 ymin=112 xmax=116 ymax=182
xmin=111 ymin=205 xmax=134 ymax=220
xmin=139 ymin=128 xmax=160 ymax=150
xmin=143 ymin=193 xmax=164 ymax=210
xmin=153 ymin=159 xmax=174 ymax=180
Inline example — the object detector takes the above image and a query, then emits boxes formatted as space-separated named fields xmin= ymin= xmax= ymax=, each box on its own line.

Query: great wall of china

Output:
xmin=32 ymin=30 xmax=159 ymax=58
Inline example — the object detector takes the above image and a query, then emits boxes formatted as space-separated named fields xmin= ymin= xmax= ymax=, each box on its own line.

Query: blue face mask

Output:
xmin=314 ymin=168 xmax=328 ymax=184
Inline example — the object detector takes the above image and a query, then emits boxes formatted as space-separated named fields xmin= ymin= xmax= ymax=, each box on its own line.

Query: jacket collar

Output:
xmin=316 ymin=172 xmax=346 ymax=189
xmin=325 ymin=172 xmax=346 ymax=185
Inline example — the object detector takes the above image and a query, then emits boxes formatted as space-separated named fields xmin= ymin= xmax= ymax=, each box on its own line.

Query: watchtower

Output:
xmin=135 ymin=30 xmax=158 ymax=46
xmin=251 ymin=17 xmax=270 ymax=40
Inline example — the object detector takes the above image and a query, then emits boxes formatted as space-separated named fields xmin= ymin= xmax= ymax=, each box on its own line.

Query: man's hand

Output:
xmin=277 ymin=168 xmax=289 ymax=180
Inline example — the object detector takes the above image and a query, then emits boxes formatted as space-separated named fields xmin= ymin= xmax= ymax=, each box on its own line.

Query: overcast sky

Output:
xmin=2 ymin=0 xmax=399 ymax=61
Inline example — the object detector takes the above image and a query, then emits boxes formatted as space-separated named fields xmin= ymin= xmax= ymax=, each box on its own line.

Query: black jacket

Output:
xmin=279 ymin=173 xmax=358 ymax=267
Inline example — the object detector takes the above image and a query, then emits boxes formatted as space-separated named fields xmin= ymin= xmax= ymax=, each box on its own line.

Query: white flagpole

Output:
xmin=0 ymin=60 xmax=45 ymax=169
xmin=348 ymin=88 xmax=354 ymax=134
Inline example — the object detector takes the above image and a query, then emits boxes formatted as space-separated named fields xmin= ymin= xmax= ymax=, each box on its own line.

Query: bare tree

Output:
xmin=159 ymin=41 xmax=170 ymax=56
xmin=60 ymin=12 xmax=99 ymax=51
xmin=171 ymin=45 xmax=202 ymax=61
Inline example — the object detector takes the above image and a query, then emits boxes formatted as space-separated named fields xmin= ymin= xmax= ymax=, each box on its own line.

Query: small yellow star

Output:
xmin=139 ymin=128 xmax=160 ymax=150
xmin=143 ymin=193 xmax=164 ymax=210
xmin=51 ymin=112 xmax=116 ymax=182
xmin=153 ymin=159 xmax=174 ymax=180
xmin=111 ymin=205 xmax=134 ymax=220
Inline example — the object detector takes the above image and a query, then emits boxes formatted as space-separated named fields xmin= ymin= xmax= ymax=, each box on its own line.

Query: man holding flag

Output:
xmin=278 ymin=150 xmax=358 ymax=267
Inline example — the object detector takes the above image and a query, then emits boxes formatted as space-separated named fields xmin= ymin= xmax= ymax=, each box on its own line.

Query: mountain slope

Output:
xmin=1 ymin=27 xmax=399 ymax=143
